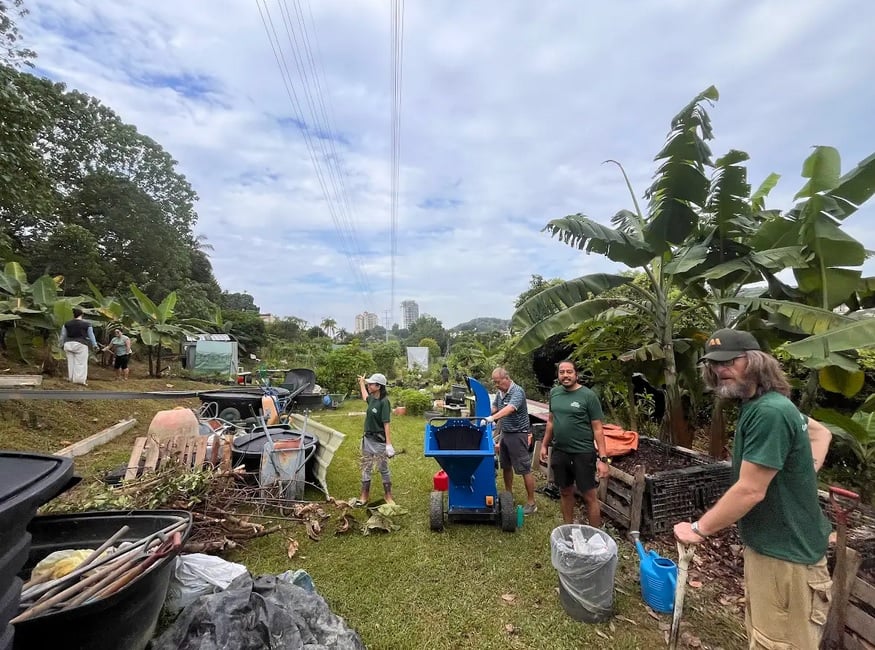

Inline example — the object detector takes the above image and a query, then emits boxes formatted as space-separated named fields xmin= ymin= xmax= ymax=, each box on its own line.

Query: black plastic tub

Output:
xmin=13 ymin=510 xmax=192 ymax=650
xmin=232 ymin=426 xmax=319 ymax=480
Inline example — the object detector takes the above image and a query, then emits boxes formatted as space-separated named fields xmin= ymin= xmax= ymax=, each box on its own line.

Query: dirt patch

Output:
xmin=611 ymin=438 xmax=705 ymax=474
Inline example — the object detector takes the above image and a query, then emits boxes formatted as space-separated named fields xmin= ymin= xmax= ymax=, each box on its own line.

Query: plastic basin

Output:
xmin=13 ymin=510 xmax=192 ymax=650
xmin=232 ymin=426 xmax=319 ymax=480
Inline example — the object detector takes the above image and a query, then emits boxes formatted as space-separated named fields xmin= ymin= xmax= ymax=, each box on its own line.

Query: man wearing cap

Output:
xmin=356 ymin=373 xmax=395 ymax=505
xmin=674 ymin=328 xmax=834 ymax=649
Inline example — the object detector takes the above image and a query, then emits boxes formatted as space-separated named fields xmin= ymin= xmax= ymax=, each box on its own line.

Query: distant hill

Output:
xmin=450 ymin=317 xmax=510 ymax=333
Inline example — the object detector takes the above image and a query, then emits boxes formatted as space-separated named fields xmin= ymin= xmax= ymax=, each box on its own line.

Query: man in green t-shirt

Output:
xmin=674 ymin=329 xmax=834 ymax=649
xmin=539 ymin=360 xmax=609 ymax=526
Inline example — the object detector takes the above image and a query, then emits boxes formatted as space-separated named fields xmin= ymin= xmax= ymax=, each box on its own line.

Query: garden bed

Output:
xmin=599 ymin=437 xmax=732 ymax=536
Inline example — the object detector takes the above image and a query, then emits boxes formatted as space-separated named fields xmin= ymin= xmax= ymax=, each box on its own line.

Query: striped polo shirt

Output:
xmin=492 ymin=382 xmax=530 ymax=433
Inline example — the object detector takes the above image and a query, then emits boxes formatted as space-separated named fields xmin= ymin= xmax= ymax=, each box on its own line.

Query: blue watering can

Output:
xmin=630 ymin=530 xmax=677 ymax=613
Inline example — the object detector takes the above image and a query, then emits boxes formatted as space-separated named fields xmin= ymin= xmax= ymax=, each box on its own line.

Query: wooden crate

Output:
xmin=597 ymin=464 xmax=647 ymax=534
xmin=125 ymin=434 xmax=233 ymax=480
xmin=845 ymin=571 xmax=875 ymax=650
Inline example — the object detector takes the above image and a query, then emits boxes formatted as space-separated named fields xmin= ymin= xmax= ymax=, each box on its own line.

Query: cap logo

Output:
xmin=708 ymin=337 xmax=721 ymax=347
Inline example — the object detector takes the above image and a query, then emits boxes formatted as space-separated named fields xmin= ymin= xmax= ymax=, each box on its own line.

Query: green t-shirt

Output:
xmin=110 ymin=335 xmax=130 ymax=356
xmin=734 ymin=391 xmax=830 ymax=564
xmin=548 ymin=384 xmax=604 ymax=454
xmin=364 ymin=395 xmax=391 ymax=442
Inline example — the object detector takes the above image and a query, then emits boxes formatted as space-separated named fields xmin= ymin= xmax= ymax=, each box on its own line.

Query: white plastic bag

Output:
xmin=165 ymin=553 xmax=249 ymax=615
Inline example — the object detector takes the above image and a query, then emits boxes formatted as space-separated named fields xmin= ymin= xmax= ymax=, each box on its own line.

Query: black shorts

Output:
xmin=114 ymin=354 xmax=130 ymax=370
xmin=550 ymin=448 xmax=597 ymax=493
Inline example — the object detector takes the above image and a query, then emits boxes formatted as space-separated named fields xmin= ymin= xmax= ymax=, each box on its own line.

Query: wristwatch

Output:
xmin=599 ymin=456 xmax=611 ymax=464
xmin=690 ymin=521 xmax=708 ymax=538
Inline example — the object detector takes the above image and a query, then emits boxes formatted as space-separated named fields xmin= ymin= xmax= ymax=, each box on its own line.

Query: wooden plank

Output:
xmin=600 ymin=501 xmax=630 ymax=528
xmin=607 ymin=481 xmax=632 ymax=503
xmin=193 ymin=436 xmax=207 ymax=469
xmin=844 ymin=632 xmax=875 ymax=650
xmin=852 ymin=575 xmax=875 ymax=606
xmin=57 ymin=419 xmax=138 ymax=458
xmin=846 ymin=604 xmax=875 ymax=644
xmin=0 ymin=375 xmax=43 ymax=387
xmin=597 ymin=473 xmax=609 ymax=502
xmin=143 ymin=438 xmax=161 ymax=474
xmin=607 ymin=465 xmax=635 ymax=487
xmin=221 ymin=433 xmax=232 ymax=470
xmin=125 ymin=436 xmax=148 ymax=481
xmin=209 ymin=435 xmax=221 ymax=467
xmin=629 ymin=465 xmax=647 ymax=534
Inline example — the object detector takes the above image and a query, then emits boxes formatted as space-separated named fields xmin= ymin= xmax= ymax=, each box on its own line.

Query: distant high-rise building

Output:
xmin=354 ymin=311 xmax=380 ymax=333
xmin=401 ymin=300 xmax=419 ymax=329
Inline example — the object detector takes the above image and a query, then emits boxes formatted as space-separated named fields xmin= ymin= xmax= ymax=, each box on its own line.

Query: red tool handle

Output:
xmin=829 ymin=486 xmax=860 ymax=525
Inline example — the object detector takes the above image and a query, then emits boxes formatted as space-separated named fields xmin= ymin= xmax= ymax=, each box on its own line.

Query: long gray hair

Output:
xmin=701 ymin=350 xmax=792 ymax=398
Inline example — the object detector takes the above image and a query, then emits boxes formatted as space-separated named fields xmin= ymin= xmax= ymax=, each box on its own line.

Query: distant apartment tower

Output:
xmin=401 ymin=300 xmax=419 ymax=329
xmin=354 ymin=311 xmax=380 ymax=333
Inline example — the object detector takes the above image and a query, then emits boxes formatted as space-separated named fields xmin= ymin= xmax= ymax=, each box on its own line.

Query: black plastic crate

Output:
xmin=606 ymin=437 xmax=732 ymax=535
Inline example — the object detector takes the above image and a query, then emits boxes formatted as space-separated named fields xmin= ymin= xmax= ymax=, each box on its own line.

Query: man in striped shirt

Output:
xmin=486 ymin=367 xmax=537 ymax=515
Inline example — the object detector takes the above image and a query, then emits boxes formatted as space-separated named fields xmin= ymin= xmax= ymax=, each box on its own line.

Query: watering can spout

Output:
xmin=630 ymin=531 xmax=647 ymax=563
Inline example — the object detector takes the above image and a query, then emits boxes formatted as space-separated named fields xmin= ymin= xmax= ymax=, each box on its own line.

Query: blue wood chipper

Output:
xmin=423 ymin=377 xmax=520 ymax=532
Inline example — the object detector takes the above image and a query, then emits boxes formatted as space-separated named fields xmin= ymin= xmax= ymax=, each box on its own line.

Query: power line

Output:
xmin=254 ymin=0 xmax=375 ymax=312
xmin=389 ymin=0 xmax=404 ymax=329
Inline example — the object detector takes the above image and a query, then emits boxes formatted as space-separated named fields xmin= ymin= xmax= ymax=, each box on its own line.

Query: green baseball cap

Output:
xmin=701 ymin=328 xmax=761 ymax=362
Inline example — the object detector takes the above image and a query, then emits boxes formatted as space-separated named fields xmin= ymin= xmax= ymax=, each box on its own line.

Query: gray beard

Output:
xmin=715 ymin=380 xmax=754 ymax=400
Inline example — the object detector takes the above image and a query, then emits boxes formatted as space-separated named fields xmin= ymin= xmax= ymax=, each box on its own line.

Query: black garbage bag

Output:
xmin=150 ymin=573 xmax=366 ymax=650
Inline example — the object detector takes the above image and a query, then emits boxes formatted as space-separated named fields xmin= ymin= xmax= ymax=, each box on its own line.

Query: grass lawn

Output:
xmin=0 ymin=370 xmax=746 ymax=649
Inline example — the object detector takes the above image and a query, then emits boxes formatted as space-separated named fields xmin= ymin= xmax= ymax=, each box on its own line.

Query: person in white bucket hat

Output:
xmin=355 ymin=372 xmax=395 ymax=505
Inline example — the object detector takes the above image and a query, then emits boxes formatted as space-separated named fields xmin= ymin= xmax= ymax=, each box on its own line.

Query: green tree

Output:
xmin=419 ymin=337 xmax=440 ymax=362
xmin=222 ymin=309 xmax=266 ymax=353
xmin=406 ymin=315 xmax=448 ymax=352
xmin=28 ymin=223 xmax=105 ymax=294
xmin=317 ymin=341 xmax=374 ymax=395
xmin=120 ymin=285 xmax=191 ymax=377
xmin=370 ymin=340 xmax=403 ymax=379
xmin=266 ymin=317 xmax=307 ymax=342
xmin=220 ymin=291 xmax=258 ymax=312
xmin=320 ymin=317 xmax=337 ymax=339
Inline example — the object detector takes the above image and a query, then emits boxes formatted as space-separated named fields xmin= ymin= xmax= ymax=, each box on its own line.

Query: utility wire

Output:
xmin=255 ymin=0 xmax=374 ymax=311
xmin=389 ymin=0 xmax=404 ymax=329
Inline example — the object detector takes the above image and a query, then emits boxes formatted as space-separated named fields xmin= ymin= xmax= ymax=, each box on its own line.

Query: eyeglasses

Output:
xmin=705 ymin=357 xmax=741 ymax=368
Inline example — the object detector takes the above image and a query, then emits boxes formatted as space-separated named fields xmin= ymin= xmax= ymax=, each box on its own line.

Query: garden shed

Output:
xmin=181 ymin=333 xmax=239 ymax=379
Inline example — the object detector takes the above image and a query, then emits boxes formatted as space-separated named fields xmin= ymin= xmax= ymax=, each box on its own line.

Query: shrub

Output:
xmin=395 ymin=388 xmax=432 ymax=416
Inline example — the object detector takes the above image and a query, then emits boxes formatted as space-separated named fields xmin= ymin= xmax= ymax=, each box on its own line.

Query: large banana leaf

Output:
xmin=818 ymin=365 xmax=865 ymax=397
xmin=716 ymin=297 xmax=850 ymax=335
xmin=156 ymin=292 xmax=178 ymax=323
xmin=544 ymin=216 xmax=654 ymax=268
xmin=513 ymin=298 xmax=626 ymax=354
xmin=0 ymin=262 xmax=28 ymax=296
xmin=512 ymin=274 xmax=633 ymax=330
xmin=751 ymin=173 xmax=781 ymax=213
xmin=0 ymin=314 xmax=20 ymax=322
xmin=30 ymin=276 xmax=59 ymax=307
xmin=694 ymin=247 xmax=809 ymax=281
xmin=783 ymin=317 xmax=875 ymax=358
xmin=794 ymin=146 xmax=841 ymax=200
xmin=129 ymin=284 xmax=160 ymax=321
xmin=824 ymin=151 xmax=875 ymax=220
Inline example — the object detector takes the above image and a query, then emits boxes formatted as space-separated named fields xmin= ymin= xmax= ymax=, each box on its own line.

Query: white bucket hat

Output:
xmin=365 ymin=373 xmax=387 ymax=386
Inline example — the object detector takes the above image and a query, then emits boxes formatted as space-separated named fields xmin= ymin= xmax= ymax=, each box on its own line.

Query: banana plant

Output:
xmin=811 ymin=407 xmax=875 ymax=500
xmin=120 ymin=284 xmax=191 ymax=376
xmin=0 ymin=261 xmax=84 ymax=370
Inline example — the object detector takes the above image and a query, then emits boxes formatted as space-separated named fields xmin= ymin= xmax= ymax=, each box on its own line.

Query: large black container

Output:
xmin=0 ymin=451 xmax=74 ymax=650
xmin=232 ymin=426 xmax=319 ymax=481
xmin=13 ymin=510 xmax=192 ymax=650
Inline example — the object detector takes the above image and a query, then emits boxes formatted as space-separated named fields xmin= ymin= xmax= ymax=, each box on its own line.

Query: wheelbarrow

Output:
xmin=424 ymin=415 xmax=518 ymax=532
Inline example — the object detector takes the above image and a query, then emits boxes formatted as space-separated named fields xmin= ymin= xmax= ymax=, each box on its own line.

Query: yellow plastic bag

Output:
xmin=30 ymin=549 xmax=95 ymax=582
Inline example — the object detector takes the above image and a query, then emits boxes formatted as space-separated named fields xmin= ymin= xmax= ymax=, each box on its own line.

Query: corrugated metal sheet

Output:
xmin=182 ymin=333 xmax=234 ymax=342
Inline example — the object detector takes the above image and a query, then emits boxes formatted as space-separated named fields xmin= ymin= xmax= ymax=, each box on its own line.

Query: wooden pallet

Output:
xmin=845 ymin=570 xmax=875 ymax=650
xmin=125 ymin=434 xmax=233 ymax=480
xmin=597 ymin=464 xmax=647 ymax=535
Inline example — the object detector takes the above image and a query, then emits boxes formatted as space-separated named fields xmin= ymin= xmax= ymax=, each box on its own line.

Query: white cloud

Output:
xmin=20 ymin=0 xmax=875 ymax=329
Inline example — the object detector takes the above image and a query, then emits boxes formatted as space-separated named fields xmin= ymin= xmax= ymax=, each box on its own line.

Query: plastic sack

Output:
xmin=151 ymin=572 xmax=365 ymax=650
xmin=164 ymin=553 xmax=248 ymax=615
xmin=30 ymin=549 xmax=95 ymax=582
xmin=551 ymin=524 xmax=618 ymax=622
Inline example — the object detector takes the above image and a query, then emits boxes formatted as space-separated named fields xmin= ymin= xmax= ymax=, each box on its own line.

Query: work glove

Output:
xmin=479 ymin=416 xmax=495 ymax=427
xmin=385 ymin=444 xmax=396 ymax=458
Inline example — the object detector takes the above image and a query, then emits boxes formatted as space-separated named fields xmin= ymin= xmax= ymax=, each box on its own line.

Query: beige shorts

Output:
xmin=743 ymin=547 xmax=831 ymax=650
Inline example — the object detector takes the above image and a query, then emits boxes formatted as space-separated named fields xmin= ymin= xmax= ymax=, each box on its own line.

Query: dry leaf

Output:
xmin=306 ymin=519 xmax=322 ymax=541
xmin=615 ymin=615 xmax=638 ymax=626
xmin=286 ymin=538 xmax=299 ymax=559
xmin=501 ymin=593 xmax=516 ymax=603
xmin=595 ymin=630 xmax=609 ymax=639
xmin=688 ymin=580 xmax=703 ymax=589
xmin=646 ymin=607 xmax=660 ymax=621
xmin=658 ymin=623 xmax=670 ymax=631
xmin=504 ymin=624 xmax=517 ymax=635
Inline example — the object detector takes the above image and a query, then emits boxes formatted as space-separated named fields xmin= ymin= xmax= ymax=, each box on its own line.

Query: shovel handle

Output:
xmin=829 ymin=486 xmax=860 ymax=525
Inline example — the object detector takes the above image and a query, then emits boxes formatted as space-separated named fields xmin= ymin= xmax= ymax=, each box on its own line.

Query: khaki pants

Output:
xmin=743 ymin=547 xmax=831 ymax=649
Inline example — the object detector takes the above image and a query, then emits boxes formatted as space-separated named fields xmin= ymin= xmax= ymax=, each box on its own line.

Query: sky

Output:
xmin=19 ymin=0 xmax=875 ymax=331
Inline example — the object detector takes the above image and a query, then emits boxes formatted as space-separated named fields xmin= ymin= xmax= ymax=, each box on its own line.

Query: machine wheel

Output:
xmin=218 ymin=407 xmax=241 ymax=422
xmin=429 ymin=491 xmax=445 ymax=532
xmin=499 ymin=491 xmax=516 ymax=532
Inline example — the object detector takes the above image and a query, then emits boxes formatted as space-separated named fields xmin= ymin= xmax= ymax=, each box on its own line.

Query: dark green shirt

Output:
xmin=548 ymin=384 xmax=604 ymax=454
xmin=364 ymin=395 xmax=391 ymax=443
xmin=734 ymin=392 xmax=830 ymax=564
